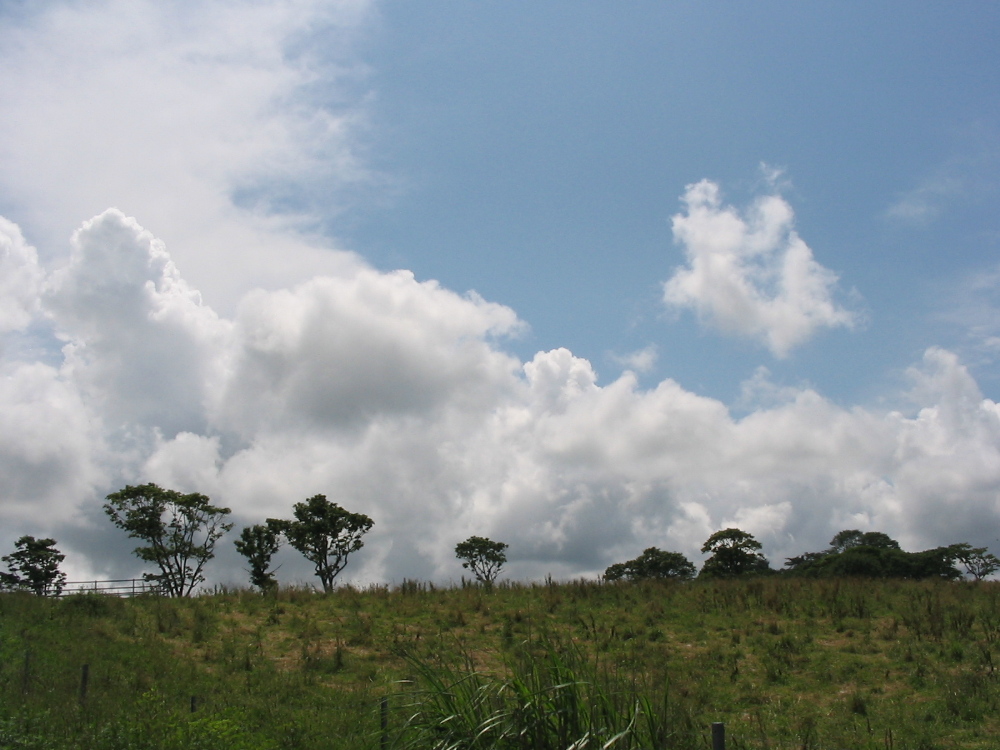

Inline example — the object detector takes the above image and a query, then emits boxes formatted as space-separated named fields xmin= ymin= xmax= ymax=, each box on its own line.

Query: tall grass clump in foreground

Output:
xmin=392 ymin=637 xmax=695 ymax=750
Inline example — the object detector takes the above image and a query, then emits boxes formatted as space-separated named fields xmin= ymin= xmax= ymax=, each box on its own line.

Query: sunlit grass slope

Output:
xmin=2 ymin=577 xmax=1000 ymax=749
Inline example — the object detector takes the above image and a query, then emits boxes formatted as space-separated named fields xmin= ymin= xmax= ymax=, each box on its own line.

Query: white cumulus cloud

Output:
xmin=0 ymin=211 xmax=998 ymax=585
xmin=0 ymin=218 xmax=44 ymax=334
xmin=0 ymin=361 xmax=104 ymax=523
xmin=217 ymin=271 xmax=522 ymax=437
xmin=46 ymin=210 xmax=231 ymax=438
xmin=663 ymin=179 xmax=857 ymax=357
xmin=1 ymin=1 xmax=999 ymax=588
xmin=0 ymin=0 xmax=375 ymax=313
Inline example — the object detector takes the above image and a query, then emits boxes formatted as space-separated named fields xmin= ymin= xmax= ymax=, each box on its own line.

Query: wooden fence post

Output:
xmin=712 ymin=722 xmax=725 ymax=750
xmin=21 ymin=649 xmax=31 ymax=695
xmin=380 ymin=696 xmax=389 ymax=750
xmin=79 ymin=664 xmax=89 ymax=706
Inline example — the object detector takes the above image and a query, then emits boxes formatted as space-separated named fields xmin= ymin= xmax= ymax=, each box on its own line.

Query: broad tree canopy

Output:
xmin=0 ymin=536 xmax=67 ymax=596
xmin=280 ymin=495 xmax=373 ymax=592
xmin=604 ymin=547 xmax=696 ymax=582
xmin=784 ymin=530 xmax=963 ymax=580
xmin=699 ymin=528 xmax=771 ymax=579
xmin=104 ymin=483 xmax=232 ymax=597
xmin=455 ymin=536 xmax=508 ymax=585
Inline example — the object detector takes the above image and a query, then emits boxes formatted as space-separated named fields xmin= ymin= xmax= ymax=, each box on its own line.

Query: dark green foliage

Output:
xmin=91 ymin=696 xmax=279 ymax=750
xmin=279 ymin=495 xmax=373 ymax=592
xmin=829 ymin=529 xmax=900 ymax=553
xmin=0 ymin=536 xmax=66 ymax=596
xmin=783 ymin=551 xmax=828 ymax=571
xmin=785 ymin=530 xmax=963 ymax=580
xmin=104 ymin=483 xmax=233 ymax=597
xmin=908 ymin=547 xmax=964 ymax=579
xmin=604 ymin=547 xmax=696 ymax=582
xmin=856 ymin=531 xmax=901 ymax=550
xmin=949 ymin=543 xmax=1000 ymax=581
xmin=234 ymin=522 xmax=284 ymax=591
xmin=455 ymin=535 xmax=508 ymax=585
xmin=699 ymin=528 xmax=771 ymax=579
xmin=828 ymin=529 xmax=866 ymax=552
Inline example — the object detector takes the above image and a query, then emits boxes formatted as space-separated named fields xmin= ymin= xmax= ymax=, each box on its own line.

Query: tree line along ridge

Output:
xmin=2 ymin=482 xmax=998 ymax=596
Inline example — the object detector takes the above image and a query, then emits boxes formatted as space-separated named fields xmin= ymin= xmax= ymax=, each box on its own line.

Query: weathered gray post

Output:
xmin=712 ymin=722 xmax=725 ymax=750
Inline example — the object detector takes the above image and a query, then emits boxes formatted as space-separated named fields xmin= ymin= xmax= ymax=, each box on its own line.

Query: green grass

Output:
xmin=2 ymin=578 xmax=1000 ymax=748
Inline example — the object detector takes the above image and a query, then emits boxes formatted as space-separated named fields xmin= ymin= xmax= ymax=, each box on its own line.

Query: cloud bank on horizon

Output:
xmin=1 ymin=0 xmax=999 ymax=586
xmin=4 ymin=202 xmax=999 ymax=585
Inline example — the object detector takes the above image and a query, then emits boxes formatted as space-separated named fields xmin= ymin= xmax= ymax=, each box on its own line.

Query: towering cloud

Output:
xmin=0 ymin=210 xmax=998 ymax=585
xmin=663 ymin=180 xmax=857 ymax=357
xmin=46 ymin=210 xmax=230 ymax=438
xmin=0 ymin=1 xmax=997 ymax=587
xmin=0 ymin=218 xmax=43 ymax=334
xmin=0 ymin=0 xmax=374 ymax=312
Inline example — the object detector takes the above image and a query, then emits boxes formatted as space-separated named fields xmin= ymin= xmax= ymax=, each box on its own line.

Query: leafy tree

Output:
xmin=828 ymin=529 xmax=865 ymax=553
xmin=785 ymin=531 xmax=962 ymax=580
xmin=816 ymin=545 xmax=959 ymax=580
xmin=0 ymin=536 xmax=67 ymax=596
xmin=604 ymin=547 xmax=696 ymax=582
xmin=948 ymin=543 xmax=1000 ymax=581
xmin=908 ymin=547 xmax=963 ymax=580
xmin=234 ymin=521 xmax=285 ymax=592
xmin=819 ymin=546 xmax=906 ymax=578
xmin=828 ymin=530 xmax=900 ymax=553
xmin=104 ymin=483 xmax=233 ymax=597
xmin=783 ymin=551 xmax=829 ymax=572
xmin=787 ymin=530 xmax=902 ymax=575
xmin=455 ymin=536 xmax=508 ymax=585
xmin=699 ymin=528 xmax=771 ymax=579
xmin=281 ymin=495 xmax=373 ymax=592
xmin=857 ymin=532 xmax=900 ymax=550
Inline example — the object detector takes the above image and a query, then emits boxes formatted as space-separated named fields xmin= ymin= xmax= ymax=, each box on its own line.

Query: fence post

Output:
xmin=712 ymin=722 xmax=725 ymax=750
xmin=380 ymin=696 xmax=389 ymax=750
xmin=21 ymin=649 xmax=31 ymax=695
xmin=79 ymin=664 xmax=90 ymax=706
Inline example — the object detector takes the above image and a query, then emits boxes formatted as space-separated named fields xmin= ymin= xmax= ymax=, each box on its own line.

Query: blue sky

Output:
xmin=0 ymin=1 xmax=999 ymax=586
xmin=345 ymin=2 xmax=1000 ymax=405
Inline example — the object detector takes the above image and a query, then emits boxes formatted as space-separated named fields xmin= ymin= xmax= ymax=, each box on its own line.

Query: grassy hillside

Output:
xmin=2 ymin=577 xmax=1000 ymax=749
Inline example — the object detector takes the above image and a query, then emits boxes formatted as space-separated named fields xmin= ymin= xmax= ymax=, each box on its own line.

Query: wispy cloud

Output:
xmin=886 ymin=176 xmax=964 ymax=224
xmin=609 ymin=345 xmax=658 ymax=374
xmin=937 ymin=264 xmax=1000 ymax=383
xmin=886 ymin=126 xmax=1000 ymax=226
